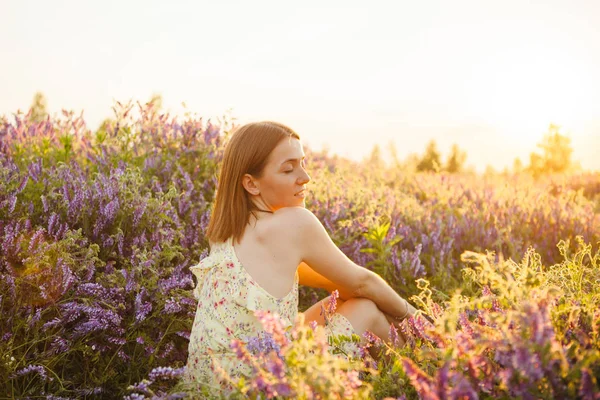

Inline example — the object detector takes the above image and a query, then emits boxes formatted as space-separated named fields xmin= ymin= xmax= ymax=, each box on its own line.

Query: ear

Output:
xmin=242 ymin=174 xmax=260 ymax=196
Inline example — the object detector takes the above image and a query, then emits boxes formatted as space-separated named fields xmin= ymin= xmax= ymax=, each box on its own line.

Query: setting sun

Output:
xmin=1 ymin=0 xmax=598 ymax=171
xmin=462 ymin=40 xmax=596 ymax=149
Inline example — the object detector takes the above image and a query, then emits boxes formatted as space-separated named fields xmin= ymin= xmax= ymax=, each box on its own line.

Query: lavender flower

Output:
xmin=148 ymin=366 xmax=186 ymax=381
xmin=11 ymin=364 xmax=52 ymax=381
xmin=254 ymin=310 xmax=290 ymax=348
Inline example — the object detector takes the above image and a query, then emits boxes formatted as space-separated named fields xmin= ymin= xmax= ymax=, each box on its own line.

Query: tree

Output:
xmin=367 ymin=144 xmax=385 ymax=170
xmin=513 ymin=157 xmax=524 ymax=174
xmin=445 ymin=143 xmax=467 ymax=173
xmin=29 ymin=91 xmax=48 ymax=122
xmin=528 ymin=124 xmax=573 ymax=175
xmin=388 ymin=140 xmax=401 ymax=169
xmin=416 ymin=140 xmax=442 ymax=172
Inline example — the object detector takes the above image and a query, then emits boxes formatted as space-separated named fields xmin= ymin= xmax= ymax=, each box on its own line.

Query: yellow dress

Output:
xmin=184 ymin=237 xmax=358 ymax=397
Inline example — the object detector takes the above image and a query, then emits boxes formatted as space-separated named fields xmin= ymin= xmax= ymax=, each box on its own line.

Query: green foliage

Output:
xmin=416 ymin=140 xmax=442 ymax=173
xmin=29 ymin=91 xmax=48 ymax=123
xmin=367 ymin=144 xmax=385 ymax=170
xmin=368 ymin=238 xmax=600 ymax=399
xmin=1 ymin=102 xmax=599 ymax=398
xmin=445 ymin=143 xmax=467 ymax=174
xmin=361 ymin=219 xmax=403 ymax=282
xmin=528 ymin=124 xmax=574 ymax=176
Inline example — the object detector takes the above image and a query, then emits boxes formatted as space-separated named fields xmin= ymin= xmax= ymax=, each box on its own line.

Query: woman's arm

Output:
xmin=297 ymin=262 xmax=355 ymax=301
xmin=358 ymin=271 xmax=417 ymax=320
xmin=282 ymin=207 xmax=413 ymax=320
xmin=282 ymin=207 xmax=371 ymax=298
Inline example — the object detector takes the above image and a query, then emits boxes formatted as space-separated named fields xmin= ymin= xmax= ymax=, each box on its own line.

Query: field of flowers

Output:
xmin=1 ymin=102 xmax=599 ymax=399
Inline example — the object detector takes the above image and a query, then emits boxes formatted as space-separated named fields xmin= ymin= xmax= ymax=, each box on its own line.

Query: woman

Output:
xmin=185 ymin=121 xmax=416 ymax=394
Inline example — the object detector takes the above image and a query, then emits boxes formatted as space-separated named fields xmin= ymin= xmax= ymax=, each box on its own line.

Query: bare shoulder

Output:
xmin=270 ymin=207 xmax=324 ymax=239
xmin=266 ymin=207 xmax=322 ymax=252
xmin=272 ymin=207 xmax=371 ymax=296
xmin=272 ymin=206 xmax=318 ymax=226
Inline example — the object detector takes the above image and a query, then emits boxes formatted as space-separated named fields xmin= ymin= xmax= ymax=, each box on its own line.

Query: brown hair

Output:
xmin=206 ymin=121 xmax=300 ymax=244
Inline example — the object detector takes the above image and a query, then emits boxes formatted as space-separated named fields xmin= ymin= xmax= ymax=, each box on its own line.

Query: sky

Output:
xmin=1 ymin=0 xmax=599 ymax=171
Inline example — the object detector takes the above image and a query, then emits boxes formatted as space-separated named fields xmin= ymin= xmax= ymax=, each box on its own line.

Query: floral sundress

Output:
xmin=184 ymin=237 xmax=359 ymax=396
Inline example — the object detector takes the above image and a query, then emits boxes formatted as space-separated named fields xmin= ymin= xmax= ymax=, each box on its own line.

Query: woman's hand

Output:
xmin=383 ymin=298 xmax=417 ymax=330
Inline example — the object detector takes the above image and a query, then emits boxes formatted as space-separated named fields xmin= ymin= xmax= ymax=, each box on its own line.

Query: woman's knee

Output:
xmin=338 ymin=297 xmax=381 ymax=326
xmin=344 ymin=297 xmax=378 ymax=312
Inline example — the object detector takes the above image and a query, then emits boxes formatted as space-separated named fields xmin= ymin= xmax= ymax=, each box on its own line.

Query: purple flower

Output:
xmin=102 ymin=198 xmax=120 ymax=222
xmin=135 ymin=291 xmax=153 ymax=322
xmin=389 ymin=323 xmax=401 ymax=347
xmin=401 ymin=358 xmax=435 ymax=399
xmin=133 ymin=200 xmax=148 ymax=226
xmin=254 ymin=310 xmax=290 ymax=348
xmin=148 ymin=366 xmax=185 ymax=381
xmin=11 ymin=364 xmax=52 ymax=381
xmin=579 ymin=368 xmax=600 ymax=400
xmin=265 ymin=353 xmax=286 ymax=379
xmin=246 ymin=332 xmax=282 ymax=357
xmin=327 ymin=290 xmax=339 ymax=314
xmin=363 ymin=330 xmax=382 ymax=345
xmin=230 ymin=340 xmax=253 ymax=363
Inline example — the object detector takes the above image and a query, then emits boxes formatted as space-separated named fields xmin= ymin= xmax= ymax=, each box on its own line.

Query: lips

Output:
xmin=295 ymin=189 xmax=306 ymax=197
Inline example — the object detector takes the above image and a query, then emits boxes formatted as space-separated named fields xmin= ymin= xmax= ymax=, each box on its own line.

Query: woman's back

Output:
xmin=230 ymin=209 xmax=302 ymax=299
xmin=184 ymin=223 xmax=300 ymax=395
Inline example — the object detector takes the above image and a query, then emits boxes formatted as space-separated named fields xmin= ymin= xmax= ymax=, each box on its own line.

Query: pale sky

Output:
xmin=1 ymin=0 xmax=599 ymax=171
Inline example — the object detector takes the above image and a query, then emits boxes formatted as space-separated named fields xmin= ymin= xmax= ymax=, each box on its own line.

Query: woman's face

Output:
xmin=247 ymin=137 xmax=311 ymax=211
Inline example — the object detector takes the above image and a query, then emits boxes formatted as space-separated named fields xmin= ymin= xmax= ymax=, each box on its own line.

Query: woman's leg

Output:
xmin=301 ymin=294 xmax=346 ymax=326
xmin=302 ymin=296 xmax=403 ymax=346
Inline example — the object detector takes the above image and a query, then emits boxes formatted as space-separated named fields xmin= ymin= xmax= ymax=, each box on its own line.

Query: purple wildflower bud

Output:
xmin=11 ymin=364 xmax=52 ymax=381
xmin=133 ymin=201 xmax=147 ymax=226
xmin=401 ymin=358 xmax=434 ymax=399
xmin=389 ymin=323 xmax=401 ymax=347
xmin=148 ymin=366 xmax=185 ymax=381
xmin=108 ymin=336 xmax=127 ymax=345
xmin=265 ymin=354 xmax=286 ymax=379
xmin=43 ymin=318 xmax=62 ymax=331
xmin=363 ymin=330 xmax=382 ymax=345
xmin=28 ymin=307 xmax=42 ymax=327
xmin=51 ymin=337 xmax=70 ymax=354
xmin=327 ymin=290 xmax=339 ymax=314
xmin=254 ymin=310 xmax=290 ymax=348
xmin=27 ymin=159 xmax=42 ymax=182
xmin=7 ymin=194 xmax=17 ymax=214
xmin=28 ymin=228 xmax=45 ymax=253
xmin=135 ymin=289 xmax=152 ymax=322
xmin=230 ymin=340 xmax=252 ymax=363
xmin=102 ymin=198 xmax=120 ymax=222
xmin=48 ymin=213 xmax=58 ymax=235
xmin=41 ymin=195 xmax=49 ymax=213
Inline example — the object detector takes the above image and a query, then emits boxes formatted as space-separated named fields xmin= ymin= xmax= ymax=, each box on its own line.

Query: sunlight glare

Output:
xmin=465 ymin=44 xmax=594 ymax=147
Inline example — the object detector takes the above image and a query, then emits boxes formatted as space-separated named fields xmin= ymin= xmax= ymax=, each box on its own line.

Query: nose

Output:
xmin=298 ymin=169 xmax=310 ymax=185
